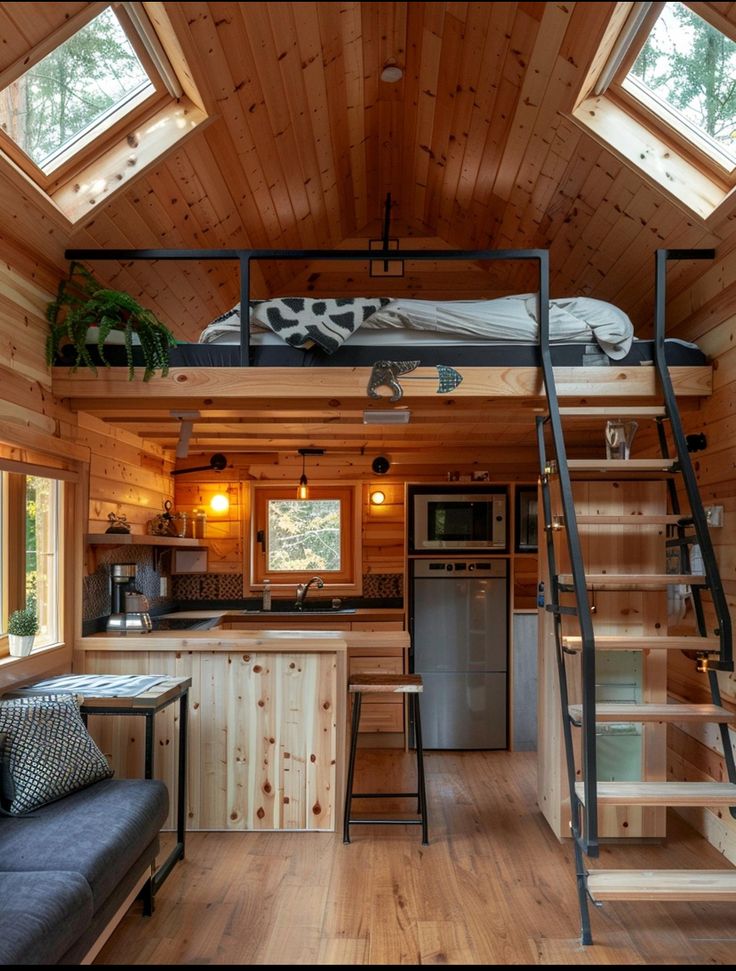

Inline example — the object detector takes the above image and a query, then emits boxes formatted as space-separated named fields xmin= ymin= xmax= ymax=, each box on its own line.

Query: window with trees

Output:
xmin=251 ymin=485 xmax=361 ymax=591
xmin=0 ymin=472 xmax=63 ymax=654
xmin=573 ymin=2 xmax=736 ymax=219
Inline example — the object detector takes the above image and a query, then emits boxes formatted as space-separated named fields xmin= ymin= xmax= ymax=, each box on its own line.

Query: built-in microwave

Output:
xmin=410 ymin=487 xmax=507 ymax=553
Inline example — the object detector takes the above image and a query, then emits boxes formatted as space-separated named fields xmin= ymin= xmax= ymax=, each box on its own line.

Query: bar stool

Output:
xmin=343 ymin=673 xmax=429 ymax=845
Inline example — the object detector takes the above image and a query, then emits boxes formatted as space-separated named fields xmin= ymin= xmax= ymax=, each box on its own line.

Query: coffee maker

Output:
xmin=106 ymin=563 xmax=152 ymax=634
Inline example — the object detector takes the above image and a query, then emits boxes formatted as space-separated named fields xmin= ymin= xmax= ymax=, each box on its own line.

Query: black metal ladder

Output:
xmin=536 ymin=248 xmax=736 ymax=945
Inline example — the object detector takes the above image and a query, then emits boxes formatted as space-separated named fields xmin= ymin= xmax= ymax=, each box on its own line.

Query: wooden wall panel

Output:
xmin=81 ymin=647 xmax=340 ymax=831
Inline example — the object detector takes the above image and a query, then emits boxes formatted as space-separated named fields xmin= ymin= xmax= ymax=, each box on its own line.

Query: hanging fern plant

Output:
xmin=46 ymin=262 xmax=177 ymax=381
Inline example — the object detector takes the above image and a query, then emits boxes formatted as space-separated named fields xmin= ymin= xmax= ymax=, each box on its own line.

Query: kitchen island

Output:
xmin=76 ymin=626 xmax=410 ymax=833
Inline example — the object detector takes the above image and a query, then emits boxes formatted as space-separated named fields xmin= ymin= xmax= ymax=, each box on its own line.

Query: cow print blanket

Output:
xmin=200 ymin=297 xmax=391 ymax=353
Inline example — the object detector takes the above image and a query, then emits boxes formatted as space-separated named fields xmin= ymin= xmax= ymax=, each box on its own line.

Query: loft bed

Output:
xmin=51 ymin=247 xmax=713 ymax=403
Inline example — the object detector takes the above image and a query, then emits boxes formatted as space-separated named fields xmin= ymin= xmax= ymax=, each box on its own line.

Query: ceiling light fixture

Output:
xmin=171 ymin=453 xmax=228 ymax=476
xmin=297 ymin=448 xmax=324 ymax=500
xmin=370 ymin=490 xmax=386 ymax=505
xmin=380 ymin=64 xmax=403 ymax=83
xmin=363 ymin=409 xmax=411 ymax=424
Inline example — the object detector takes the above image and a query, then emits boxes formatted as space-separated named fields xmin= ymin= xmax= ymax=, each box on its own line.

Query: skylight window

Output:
xmin=622 ymin=2 xmax=736 ymax=171
xmin=0 ymin=6 xmax=155 ymax=175
xmin=572 ymin=2 xmax=736 ymax=221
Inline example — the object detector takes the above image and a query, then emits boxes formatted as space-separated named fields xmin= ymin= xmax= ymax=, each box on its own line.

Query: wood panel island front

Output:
xmin=76 ymin=628 xmax=410 ymax=834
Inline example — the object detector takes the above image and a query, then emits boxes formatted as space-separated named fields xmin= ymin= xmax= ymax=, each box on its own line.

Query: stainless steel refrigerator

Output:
xmin=411 ymin=559 xmax=508 ymax=749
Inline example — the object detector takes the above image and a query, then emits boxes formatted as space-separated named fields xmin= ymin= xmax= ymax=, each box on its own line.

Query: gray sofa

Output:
xmin=0 ymin=777 xmax=169 ymax=965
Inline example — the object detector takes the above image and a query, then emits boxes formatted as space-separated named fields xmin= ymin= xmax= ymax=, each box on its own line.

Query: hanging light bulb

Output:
xmin=298 ymin=465 xmax=309 ymax=502
xmin=210 ymin=492 xmax=229 ymax=513
xmin=296 ymin=448 xmax=324 ymax=500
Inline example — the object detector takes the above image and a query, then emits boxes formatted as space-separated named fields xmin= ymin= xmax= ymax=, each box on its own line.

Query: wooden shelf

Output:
xmin=85 ymin=533 xmax=207 ymax=571
xmin=86 ymin=533 xmax=206 ymax=548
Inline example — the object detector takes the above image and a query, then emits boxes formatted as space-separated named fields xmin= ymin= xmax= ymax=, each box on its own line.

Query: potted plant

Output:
xmin=8 ymin=607 xmax=38 ymax=657
xmin=46 ymin=261 xmax=177 ymax=381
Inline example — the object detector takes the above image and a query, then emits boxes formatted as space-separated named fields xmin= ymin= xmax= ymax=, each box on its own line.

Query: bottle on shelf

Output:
xmin=262 ymin=579 xmax=272 ymax=611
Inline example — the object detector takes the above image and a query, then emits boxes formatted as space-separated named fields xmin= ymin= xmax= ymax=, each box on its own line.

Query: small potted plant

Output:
xmin=7 ymin=607 xmax=38 ymax=657
xmin=46 ymin=261 xmax=177 ymax=381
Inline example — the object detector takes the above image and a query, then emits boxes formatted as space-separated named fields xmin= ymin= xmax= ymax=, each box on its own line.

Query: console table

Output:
xmin=8 ymin=674 xmax=191 ymax=904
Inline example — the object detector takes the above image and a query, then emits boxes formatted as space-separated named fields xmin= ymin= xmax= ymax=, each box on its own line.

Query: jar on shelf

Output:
xmin=192 ymin=508 xmax=207 ymax=538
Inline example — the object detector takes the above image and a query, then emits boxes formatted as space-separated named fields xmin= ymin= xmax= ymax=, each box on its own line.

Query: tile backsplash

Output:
xmin=171 ymin=572 xmax=403 ymax=601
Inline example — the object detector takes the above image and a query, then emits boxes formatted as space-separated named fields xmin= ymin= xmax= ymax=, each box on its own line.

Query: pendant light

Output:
xmin=296 ymin=448 xmax=324 ymax=500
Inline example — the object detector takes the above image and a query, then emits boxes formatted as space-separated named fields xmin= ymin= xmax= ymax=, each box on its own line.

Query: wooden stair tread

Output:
xmin=587 ymin=870 xmax=736 ymax=902
xmin=568 ymin=515 xmax=689 ymax=526
xmin=568 ymin=703 xmax=735 ymax=723
xmin=558 ymin=407 xmax=666 ymax=417
xmin=575 ymin=781 xmax=736 ymax=806
xmin=566 ymin=459 xmax=676 ymax=472
xmin=558 ymin=573 xmax=706 ymax=588
xmin=562 ymin=634 xmax=719 ymax=652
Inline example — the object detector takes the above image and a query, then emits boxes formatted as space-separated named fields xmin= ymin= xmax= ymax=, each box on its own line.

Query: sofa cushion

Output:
xmin=0 ymin=869 xmax=93 ymax=965
xmin=0 ymin=694 xmax=112 ymax=814
xmin=0 ymin=778 xmax=168 ymax=912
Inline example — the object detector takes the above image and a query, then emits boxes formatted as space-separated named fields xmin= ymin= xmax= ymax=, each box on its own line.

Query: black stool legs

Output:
xmin=343 ymin=692 xmax=362 ymax=844
xmin=412 ymin=693 xmax=429 ymax=845
xmin=343 ymin=688 xmax=429 ymax=845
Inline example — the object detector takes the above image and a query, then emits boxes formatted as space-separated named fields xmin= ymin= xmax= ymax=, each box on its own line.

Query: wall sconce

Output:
xmin=210 ymin=492 xmax=229 ymax=514
xmin=296 ymin=448 xmax=324 ymax=500
xmin=370 ymin=490 xmax=386 ymax=505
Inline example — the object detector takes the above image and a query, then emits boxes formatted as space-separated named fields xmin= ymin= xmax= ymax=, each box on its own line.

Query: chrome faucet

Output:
xmin=295 ymin=576 xmax=324 ymax=609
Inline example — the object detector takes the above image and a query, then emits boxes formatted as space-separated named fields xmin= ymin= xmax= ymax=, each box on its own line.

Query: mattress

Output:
xmin=198 ymin=294 xmax=636 ymax=359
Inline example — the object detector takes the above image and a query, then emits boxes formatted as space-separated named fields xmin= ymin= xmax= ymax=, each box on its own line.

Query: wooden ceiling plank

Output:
xmin=201 ymin=2 xmax=299 ymax=251
xmin=265 ymin=3 xmax=332 ymax=246
xmin=453 ymin=5 xmax=518 ymax=238
xmin=291 ymin=2 xmax=345 ymax=244
xmin=410 ymin=3 xmax=446 ymax=226
xmin=236 ymin=2 xmax=313 ymax=248
xmin=397 ymin=1 xmax=424 ymax=234
xmin=423 ymin=7 xmax=465 ymax=231
xmin=337 ymin=1 xmax=368 ymax=233
xmin=435 ymin=2 xmax=490 ymax=240
xmin=180 ymin=3 xmax=288 ymax=270
xmin=317 ymin=2 xmax=358 ymax=238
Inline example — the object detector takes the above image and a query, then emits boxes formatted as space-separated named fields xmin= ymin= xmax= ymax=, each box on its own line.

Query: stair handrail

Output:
xmin=537 ymin=255 xmax=599 ymax=854
xmin=653 ymin=249 xmax=733 ymax=673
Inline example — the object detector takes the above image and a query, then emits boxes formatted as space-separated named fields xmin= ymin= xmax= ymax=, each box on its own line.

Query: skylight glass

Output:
xmin=0 ymin=6 xmax=154 ymax=174
xmin=622 ymin=2 xmax=736 ymax=168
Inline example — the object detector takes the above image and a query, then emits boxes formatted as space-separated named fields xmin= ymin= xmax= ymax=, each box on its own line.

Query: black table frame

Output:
xmin=81 ymin=686 xmax=189 ymax=912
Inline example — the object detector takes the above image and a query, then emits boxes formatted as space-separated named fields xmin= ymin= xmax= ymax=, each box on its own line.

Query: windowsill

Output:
xmin=570 ymin=94 xmax=736 ymax=224
xmin=0 ymin=642 xmax=66 ymax=668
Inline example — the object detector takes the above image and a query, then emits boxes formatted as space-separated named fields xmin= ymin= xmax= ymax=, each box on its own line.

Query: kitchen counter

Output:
xmin=77 ymin=628 xmax=350 ymax=833
xmin=78 ymin=628 xmax=409 ymax=652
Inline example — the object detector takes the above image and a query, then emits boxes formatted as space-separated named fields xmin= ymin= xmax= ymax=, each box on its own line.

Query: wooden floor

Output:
xmin=95 ymin=751 xmax=736 ymax=965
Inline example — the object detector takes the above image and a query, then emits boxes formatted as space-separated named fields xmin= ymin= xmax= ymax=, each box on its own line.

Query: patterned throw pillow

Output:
xmin=0 ymin=694 xmax=112 ymax=815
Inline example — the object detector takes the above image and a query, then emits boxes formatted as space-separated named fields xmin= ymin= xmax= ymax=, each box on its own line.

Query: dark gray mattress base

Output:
xmin=57 ymin=338 xmax=707 ymax=370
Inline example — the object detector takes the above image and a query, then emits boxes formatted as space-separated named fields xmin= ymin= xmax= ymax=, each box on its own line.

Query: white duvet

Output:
xmin=361 ymin=295 xmax=634 ymax=359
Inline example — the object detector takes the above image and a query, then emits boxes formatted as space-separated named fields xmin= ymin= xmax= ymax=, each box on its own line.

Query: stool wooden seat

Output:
xmin=348 ymin=674 xmax=423 ymax=693
xmin=343 ymin=673 xmax=429 ymax=845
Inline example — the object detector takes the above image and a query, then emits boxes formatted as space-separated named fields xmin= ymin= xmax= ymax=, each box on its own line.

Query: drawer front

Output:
xmin=349 ymin=655 xmax=403 ymax=677
xmin=355 ymin=702 xmax=405 ymax=734
xmin=349 ymin=655 xmax=404 ymax=703
xmin=350 ymin=622 xmax=404 ymax=631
